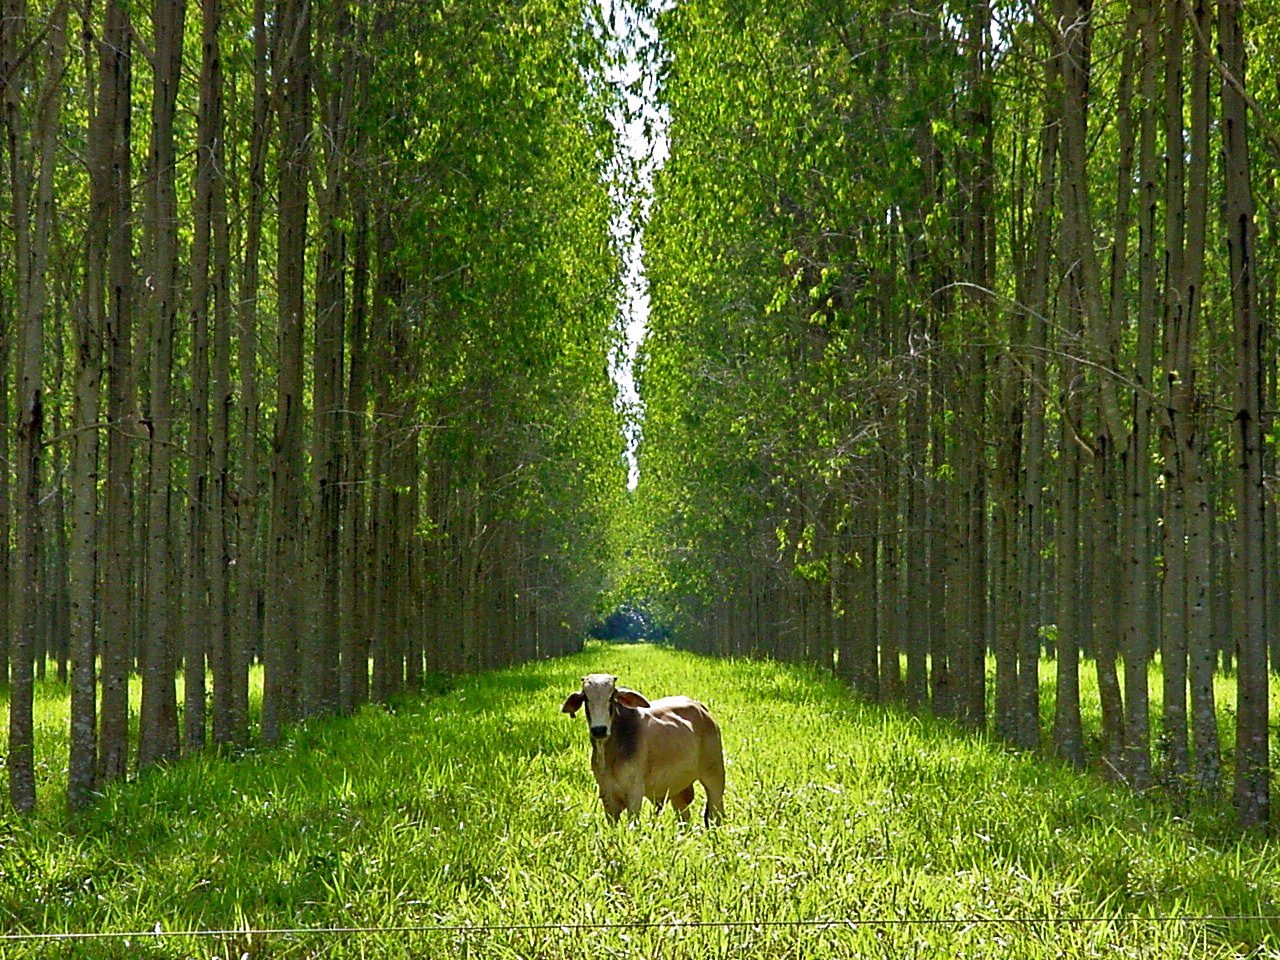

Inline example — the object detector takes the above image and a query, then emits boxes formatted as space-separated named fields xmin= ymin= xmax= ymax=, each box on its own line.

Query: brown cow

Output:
xmin=561 ymin=673 xmax=725 ymax=825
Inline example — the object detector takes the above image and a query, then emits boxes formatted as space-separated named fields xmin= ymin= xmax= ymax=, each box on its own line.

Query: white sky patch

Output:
xmin=599 ymin=0 xmax=670 ymax=491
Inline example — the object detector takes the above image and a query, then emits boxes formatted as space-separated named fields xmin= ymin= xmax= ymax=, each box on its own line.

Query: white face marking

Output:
xmin=581 ymin=674 xmax=617 ymax=739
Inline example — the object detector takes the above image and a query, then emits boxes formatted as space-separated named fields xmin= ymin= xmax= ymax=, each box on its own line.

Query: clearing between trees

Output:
xmin=1 ymin=644 xmax=1276 ymax=959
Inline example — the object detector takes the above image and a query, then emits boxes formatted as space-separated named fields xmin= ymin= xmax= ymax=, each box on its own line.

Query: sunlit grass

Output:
xmin=10 ymin=648 xmax=1265 ymax=811
xmin=4 ymin=670 xmax=267 ymax=812
xmin=0 ymin=643 xmax=1277 ymax=958
xmin=1037 ymin=652 xmax=1274 ymax=793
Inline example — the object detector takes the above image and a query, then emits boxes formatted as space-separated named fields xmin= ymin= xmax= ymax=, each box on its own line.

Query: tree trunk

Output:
xmin=1219 ymin=0 xmax=1269 ymax=831
xmin=1015 ymin=77 xmax=1057 ymax=751
xmin=7 ymin=0 xmax=67 ymax=814
xmin=308 ymin=0 xmax=354 ymax=718
xmin=231 ymin=0 xmax=270 ymax=746
xmin=341 ymin=168 xmax=371 ymax=713
xmin=262 ymin=0 xmax=311 ymax=744
xmin=1159 ymin=0 xmax=1196 ymax=788
xmin=7 ymin=0 xmax=67 ymax=812
xmin=185 ymin=0 xmax=219 ymax=753
xmin=206 ymin=0 xmax=233 ymax=750
xmin=70 ymin=0 xmax=113 ymax=808
xmin=1183 ymin=0 xmax=1219 ymax=796
xmin=138 ymin=0 xmax=186 ymax=771
xmin=1120 ymin=0 xmax=1159 ymax=791
xmin=97 ymin=0 xmax=133 ymax=783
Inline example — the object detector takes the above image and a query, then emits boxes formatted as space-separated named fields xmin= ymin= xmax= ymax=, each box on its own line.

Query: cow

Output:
xmin=561 ymin=673 xmax=725 ymax=825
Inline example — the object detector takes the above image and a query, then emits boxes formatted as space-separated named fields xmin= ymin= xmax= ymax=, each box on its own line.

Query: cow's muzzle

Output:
xmin=590 ymin=725 xmax=609 ymax=740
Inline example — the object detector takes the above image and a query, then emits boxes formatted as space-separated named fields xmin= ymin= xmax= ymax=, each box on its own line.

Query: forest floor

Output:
xmin=2 ymin=643 xmax=1279 ymax=958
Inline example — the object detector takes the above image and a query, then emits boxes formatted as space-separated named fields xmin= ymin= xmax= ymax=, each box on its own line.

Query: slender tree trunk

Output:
xmin=48 ymin=345 xmax=69 ymax=684
xmin=138 ymin=0 xmax=186 ymax=771
xmin=0 ymin=275 xmax=10 ymax=694
xmin=97 ymin=0 xmax=133 ymax=782
xmin=961 ymin=0 xmax=993 ymax=732
xmin=928 ymin=294 xmax=950 ymax=716
xmin=341 ymin=170 xmax=370 ymax=713
xmin=1159 ymin=0 xmax=1192 ymax=787
xmin=1015 ymin=78 xmax=1057 ymax=750
xmin=368 ymin=207 xmax=396 ymax=700
xmin=1120 ymin=0 xmax=1159 ymax=790
xmin=262 ymin=0 xmax=311 ymax=744
xmin=206 ymin=0 xmax=233 ymax=749
xmin=70 ymin=0 xmax=112 ymax=808
xmin=232 ymin=0 xmax=270 ymax=745
xmin=185 ymin=0 xmax=220 ymax=753
xmin=1184 ymin=0 xmax=1219 ymax=796
xmin=1054 ymin=378 xmax=1084 ymax=767
xmin=878 ymin=453 xmax=902 ymax=700
xmin=8 ymin=0 xmax=67 ymax=812
xmin=854 ymin=519 xmax=879 ymax=699
xmin=1219 ymin=0 xmax=1269 ymax=831
xmin=308 ymin=1 xmax=353 ymax=718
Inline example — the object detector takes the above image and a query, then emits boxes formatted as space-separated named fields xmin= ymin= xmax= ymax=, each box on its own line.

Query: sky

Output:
xmin=598 ymin=0 xmax=670 ymax=490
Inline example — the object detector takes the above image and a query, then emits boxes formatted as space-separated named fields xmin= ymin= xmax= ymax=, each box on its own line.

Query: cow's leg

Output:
xmin=601 ymin=792 xmax=626 ymax=822
xmin=700 ymin=757 xmax=726 ymax=825
xmin=624 ymin=783 xmax=646 ymax=819
xmin=670 ymin=785 xmax=696 ymax=822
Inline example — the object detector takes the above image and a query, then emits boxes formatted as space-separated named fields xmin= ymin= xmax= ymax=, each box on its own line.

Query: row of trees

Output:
xmin=632 ymin=0 xmax=1280 ymax=829
xmin=2 ymin=0 xmax=626 ymax=812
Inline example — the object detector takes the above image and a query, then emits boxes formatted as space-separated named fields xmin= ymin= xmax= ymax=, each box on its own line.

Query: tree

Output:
xmin=1219 ymin=0 xmax=1268 ymax=830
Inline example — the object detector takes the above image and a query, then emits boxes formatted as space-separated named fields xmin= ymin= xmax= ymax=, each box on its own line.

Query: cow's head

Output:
xmin=561 ymin=673 xmax=650 ymax=740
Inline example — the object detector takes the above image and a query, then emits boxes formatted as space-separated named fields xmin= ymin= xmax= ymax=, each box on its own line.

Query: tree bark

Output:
xmin=262 ymin=0 xmax=311 ymax=744
xmin=1015 ymin=75 xmax=1058 ymax=751
xmin=341 ymin=165 xmax=371 ymax=713
xmin=308 ymin=0 xmax=354 ymax=718
xmin=97 ymin=0 xmax=133 ymax=783
xmin=1120 ymin=0 xmax=1159 ymax=791
xmin=7 ymin=0 xmax=67 ymax=812
xmin=185 ymin=0 xmax=219 ymax=753
xmin=231 ymin=0 xmax=271 ymax=746
xmin=1183 ymin=0 xmax=1219 ymax=796
xmin=206 ymin=0 xmax=234 ymax=749
xmin=137 ymin=0 xmax=186 ymax=771
xmin=1159 ymin=0 xmax=1195 ymax=787
xmin=1218 ymin=0 xmax=1269 ymax=831
xmin=8 ymin=0 xmax=67 ymax=812
xmin=70 ymin=0 xmax=112 ymax=808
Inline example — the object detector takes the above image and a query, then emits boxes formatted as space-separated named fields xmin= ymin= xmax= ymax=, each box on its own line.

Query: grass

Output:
xmin=1038 ymin=652 xmax=1272 ymax=793
xmin=1 ymin=643 xmax=1279 ymax=958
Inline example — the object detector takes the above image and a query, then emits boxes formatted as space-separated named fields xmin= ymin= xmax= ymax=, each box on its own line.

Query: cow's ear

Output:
xmin=561 ymin=692 xmax=585 ymax=716
xmin=614 ymin=688 xmax=650 ymax=709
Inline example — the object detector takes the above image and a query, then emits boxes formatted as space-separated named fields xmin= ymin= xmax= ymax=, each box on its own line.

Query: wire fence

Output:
xmin=2 ymin=914 xmax=1278 ymax=943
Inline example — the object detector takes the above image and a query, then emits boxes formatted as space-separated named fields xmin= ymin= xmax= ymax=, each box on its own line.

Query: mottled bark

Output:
xmin=137 ymin=0 xmax=186 ymax=771
xmin=231 ymin=0 xmax=270 ymax=746
xmin=1219 ymin=0 xmax=1268 ymax=830
xmin=70 ymin=0 xmax=112 ymax=808
xmin=262 ymin=0 xmax=310 ymax=744
xmin=97 ymin=0 xmax=133 ymax=783
xmin=206 ymin=0 xmax=233 ymax=750
xmin=7 ymin=0 xmax=67 ymax=812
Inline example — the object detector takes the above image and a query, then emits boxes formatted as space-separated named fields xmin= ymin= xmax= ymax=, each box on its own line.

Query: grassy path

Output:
xmin=2 ymin=643 xmax=1279 ymax=958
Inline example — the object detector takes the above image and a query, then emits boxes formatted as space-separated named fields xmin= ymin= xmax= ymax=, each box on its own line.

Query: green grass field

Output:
xmin=2 ymin=643 xmax=1279 ymax=958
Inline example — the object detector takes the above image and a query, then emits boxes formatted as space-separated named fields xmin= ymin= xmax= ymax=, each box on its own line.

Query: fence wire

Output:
xmin=1 ymin=914 xmax=1277 ymax=942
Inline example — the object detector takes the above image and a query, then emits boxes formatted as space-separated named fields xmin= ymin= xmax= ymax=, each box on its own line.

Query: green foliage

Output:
xmin=1 ymin=646 xmax=1277 ymax=958
xmin=353 ymin=0 xmax=628 ymax=628
xmin=629 ymin=0 xmax=949 ymax=622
